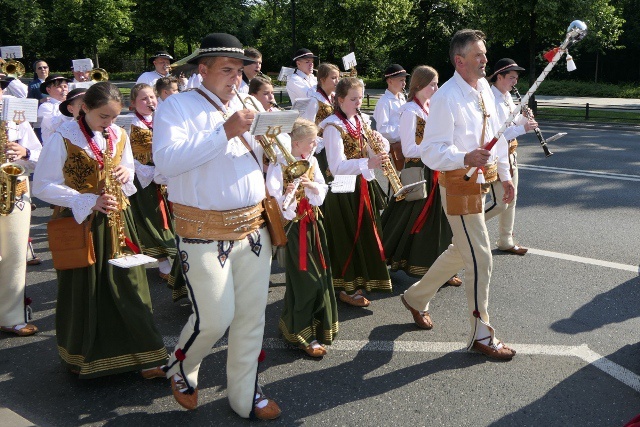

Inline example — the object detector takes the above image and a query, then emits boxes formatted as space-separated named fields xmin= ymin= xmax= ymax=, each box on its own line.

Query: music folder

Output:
xmin=250 ymin=111 xmax=299 ymax=136
xmin=330 ymin=175 xmax=357 ymax=193
xmin=108 ymin=253 xmax=157 ymax=268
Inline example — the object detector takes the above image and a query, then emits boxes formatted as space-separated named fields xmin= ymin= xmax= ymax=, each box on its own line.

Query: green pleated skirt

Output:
xmin=323 ymin=176 xmax=392 ymax=293
xmin=129 ymin=177 xmax=176 ymax=259
xmin=55 ymin=208 xmax=168 ymax=378
xmin=279 ymin=215 xmax=338 ymax=346
xmin=381 ymin=162 xmax=452 ymax=278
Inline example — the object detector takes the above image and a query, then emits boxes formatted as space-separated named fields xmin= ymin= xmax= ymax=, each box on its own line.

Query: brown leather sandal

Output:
xmin=338 ymin=289 xmax=371 ymax=307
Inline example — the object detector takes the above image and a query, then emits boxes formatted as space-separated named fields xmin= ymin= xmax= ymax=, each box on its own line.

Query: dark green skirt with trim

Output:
xmin=381 ymin=162 xmax=452 ymax=278
xmin=167 ymin=251 xmax=188 ymax=302
xmin=279 ymin=216 xmax=338 ymax=346
xmin=323 ymin=176 xmax=392 ymax=293
xmin=55 ymin=207 xmax=168 ymax=379
xmin=129 ymin=177 xmax=176 ymax=259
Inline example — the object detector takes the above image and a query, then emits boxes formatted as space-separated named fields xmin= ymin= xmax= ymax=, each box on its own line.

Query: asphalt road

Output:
xmin=1 ymin=121 xmax=639 ymax=427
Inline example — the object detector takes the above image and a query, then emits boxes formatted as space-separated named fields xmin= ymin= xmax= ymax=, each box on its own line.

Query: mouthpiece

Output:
xmin=150 ymin=105 xmax=156 ymax=112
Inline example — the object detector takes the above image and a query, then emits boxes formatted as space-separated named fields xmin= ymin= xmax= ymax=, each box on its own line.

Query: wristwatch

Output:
xmin=23 ymin=148 xmax=30 ymax=160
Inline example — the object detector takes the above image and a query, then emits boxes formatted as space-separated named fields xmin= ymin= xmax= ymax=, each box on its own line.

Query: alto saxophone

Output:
xmin=0 ymin=120 xmax=26 ymax=216
xmin=360 ymin=112 xmax=406 ymax=201
xmin=102 ymin=129 xmax=127 ymax=258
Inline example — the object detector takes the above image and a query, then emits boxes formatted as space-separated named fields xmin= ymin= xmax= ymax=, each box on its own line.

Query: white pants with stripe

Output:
xmin=484 ymin=157 xmax=519 ymax=250
xmin=403 ymin=187 xmax=494 ymax=346
xmin=166 ymin=227 xmax=272 ymax=418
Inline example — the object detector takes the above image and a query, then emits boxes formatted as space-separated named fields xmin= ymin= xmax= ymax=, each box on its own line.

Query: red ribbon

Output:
xmin=410 ymin=170 xmax=440 ymax=234
xmin=134 ymin=112 xmax=153 ymax=130
xmin=124 ymin=237 xmax=140 ymax=254
xmin=157 ymin=186 xmax=169 ymax=230
xmin=544 ymin=47 xmax=559 ymax=63
xmin=341 ymin=176 xmax=385 ymax=277
xmin=296 ymin=197 xmax=326 ymax=271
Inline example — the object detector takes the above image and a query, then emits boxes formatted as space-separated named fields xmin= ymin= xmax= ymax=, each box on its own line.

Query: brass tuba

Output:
xmin=90 ymin=68 xmax=109 ymax=82
xmin=0 ymin=121 xmax=26 ymax=215
xmin=233 ymin=86 xmax=309 ymax=179
xmin=0 ymin=60 xmax=25 ymax=78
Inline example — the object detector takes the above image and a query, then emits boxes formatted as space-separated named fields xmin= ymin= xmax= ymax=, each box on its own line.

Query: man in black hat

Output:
xmin=374 ymin=64 xmax=409 ymax=161
xmin=286 ymin=48 xmax=318 ymax=103
xmin=153 ymin=33 xmax=281 ymax=420
xmin=37 ymin=74 xmax=69 ymax=143
xmin=136 ymin=51 xmax=174 ymax=87
xmin=486 ymin=58 xmax=537 ymax=256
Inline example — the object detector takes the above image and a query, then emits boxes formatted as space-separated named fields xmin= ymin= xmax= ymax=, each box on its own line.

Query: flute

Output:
xmin=464 ymin=20 xmax=586 ymax=181
xmin=511 ymin=87 xmax=553 ymax=157
xmin=282 ymin=177 xmax=302 ymax=210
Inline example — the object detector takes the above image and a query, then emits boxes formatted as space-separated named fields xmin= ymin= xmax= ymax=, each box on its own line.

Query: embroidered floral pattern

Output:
xmin=130 ymin=126 xmax=153 ymax=165
xmin=415 ymin=116 xmax=426 ymax=145
xmin=63 ymin=151 xmax=97 ymax=192
xmin=325 ymin=124 xmax=363 ymax=160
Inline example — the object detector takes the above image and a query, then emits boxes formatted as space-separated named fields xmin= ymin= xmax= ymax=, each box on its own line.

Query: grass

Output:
xmin=536 ymin=106 xmax=640 ymax=124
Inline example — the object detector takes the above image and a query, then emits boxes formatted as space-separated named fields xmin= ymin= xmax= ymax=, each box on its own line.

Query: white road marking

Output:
xmin=161 ymin=337 xmax=640 ymax=394
xmin=30 ymin=223 xmax=46 ymax=229
xmin=518 ymin=164 xmax=640 ymax=182
xmin=528 ymin=248 xmax=639 ymax=274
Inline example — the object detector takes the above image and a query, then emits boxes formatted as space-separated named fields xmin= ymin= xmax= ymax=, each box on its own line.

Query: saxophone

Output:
xmin=102 ymin=129 xmax=127 ymax=258
xmin=0 ymin=120 xmax=26 ymax=216
xmin=359 ymin=111 xmax=406 ymax=201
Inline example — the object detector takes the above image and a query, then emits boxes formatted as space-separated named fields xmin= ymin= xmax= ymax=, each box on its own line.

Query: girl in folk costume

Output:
xmin=320 ymin=77 xmax=392 ymax=307
xmin=248 ymin=76 xmax=281 ymax=112
xmin=381 ymin=66 xmax=462 ymax=286
xmin=32 ymin=82 xmax=167 ymax=379
xmin=266 ymin=118 xmax=338 ymax=358
xmin=127 ymin=83 xmax=176 ymax=280
xmin=0 ymin=81 xmax=42 ymax=336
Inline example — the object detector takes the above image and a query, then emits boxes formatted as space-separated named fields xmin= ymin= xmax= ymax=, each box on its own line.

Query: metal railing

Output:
xmin=534 ymin=101 xmax=640 ymax=122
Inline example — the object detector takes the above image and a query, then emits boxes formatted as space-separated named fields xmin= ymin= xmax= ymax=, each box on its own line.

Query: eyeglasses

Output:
xmin=37 ymin=66 xmax=49 ymax=70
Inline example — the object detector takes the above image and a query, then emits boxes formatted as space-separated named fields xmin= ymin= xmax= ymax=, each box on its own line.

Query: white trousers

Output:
xmin=484 ymin=157 xmax=519 ymax=250
xmin=166 ymin=227 xmax=272 ymax=418
xmin=0 ymin=183 xmax=31 ymax=326
xmin=403 ymin=187 xmax=493 ymax=346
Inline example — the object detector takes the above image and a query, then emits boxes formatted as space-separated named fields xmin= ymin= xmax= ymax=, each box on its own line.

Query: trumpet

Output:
xmin=0 ymin=59 xmax=25 ymax=78
xmin=90 ymin=68 xmax=109 ymax=82
xmin=232 ymin=86 xmax=309 ymax=179
xmin=168 ymin=49 xmax=200 ymax=72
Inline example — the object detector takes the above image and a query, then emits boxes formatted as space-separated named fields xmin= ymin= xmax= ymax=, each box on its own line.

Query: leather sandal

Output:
xmin=470 ymin=336 xmax=516 ymax=360
xmin=0 ymin=323 xmax=38 ymax=336
xmin=158 ymin=272 xmax=171 ymax=281
xmin=500 ymin=245 xmax=528 ymax=256
xmin=300 ymin=341 xmax=326 ymax=358
xmin=254 ymin=392 xmax=282 ymax=420
xmin=171 ymin=374 xmax=198 ymax=410
xmin=400 ymin=295 xmax=433 ymax=329
xmin=141 ymin=366 xmax=167 ymax=379
xmin=446 ymin=276 xmax=463 ymax=286
xmin=338 ymin=290 xmax=370 ymax=307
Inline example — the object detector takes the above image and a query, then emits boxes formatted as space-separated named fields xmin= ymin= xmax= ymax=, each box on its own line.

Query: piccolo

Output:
xmin=510 ymin=87 xmax=553 ymax=157
xmin=463 ymin=20 xmax=586 ymax=181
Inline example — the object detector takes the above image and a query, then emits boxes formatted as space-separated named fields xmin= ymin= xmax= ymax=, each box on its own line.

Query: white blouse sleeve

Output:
xmin=399 ymin=110 xmax=421 ymax=159
xmin=134 ymin=160 xmax=155 ymax=189
xmin=119 ymin=132 xmax=137 ymax=197
xmin=13 ymin=122 xmax=42 ymax=172
xmin=304 ymin=157 xmax=328 ymax=206
xmin=323 ymin=124 xmax=374 ymax=181
xmin=266 ymin=162 xmax=297 ymax=220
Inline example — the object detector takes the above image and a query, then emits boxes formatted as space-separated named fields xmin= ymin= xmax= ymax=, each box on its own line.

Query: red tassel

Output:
xmin=175 ymin=348 xmax=186 ymax=361
xmin=258 ymin=349 xmax=266 ymax=363
xmin=543 ymin=47 xmax=559 ymax=63
xmin=24 ymin=297 xmax=32 ymax=305
xmin=473 ymin=310 xmax=480 ymax=318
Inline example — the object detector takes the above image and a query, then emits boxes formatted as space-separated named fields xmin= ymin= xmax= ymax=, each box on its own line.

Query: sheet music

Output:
xmin=278 ymin=67 xmax=295 ymax=82
xmin=108 ymin=254 xmax=156 ymax=268
xmin=342 ymin=52 xmax=357 ymax=71
xmin=394 ymin=181 xmax=427 ymax=198
xmin=250 ymin=111 xmax=299 ymax=136
xmin=291 ymin=98 xmax=313 ymax=118
xmin=69 ymin=82 xmax=94 ymax=91
xmin=72 ymin=59 xmax=93 ymax=72
xmin=330 ymin=175 xmax=357 ymax=193
xmin=0 ymin=46 xmax=23 ymax=59
xmin=114 ymin=115 xmax=135 ymax=136
xmin=2 ymin=98 xmax=38 ymax=123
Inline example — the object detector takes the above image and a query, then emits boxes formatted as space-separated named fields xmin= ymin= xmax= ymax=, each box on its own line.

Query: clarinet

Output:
xmin=282 ymin=177 xmax=302 ymax=210
xmin=511 ymin=87 xmax=553 ymax=157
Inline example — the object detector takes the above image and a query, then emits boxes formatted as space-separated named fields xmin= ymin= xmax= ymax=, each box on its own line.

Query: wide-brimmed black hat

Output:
xmin=59 ymin=88 xmax=87 ymax=117
xmin=291 ymin=48 xmax=317 ymax=64
xmin=0 ymin=76 xmax=14 ymax=90
xmin=40 ymin=74 xmax=71 ymax=94
xmin=150 ymin=51 xmax=174 ymax=63
xmin=383 ymin=64 xmax=409 ymax=80
xmin=187 ymin=33 xmax=255 ymax=65
xmin=489 ymin=58 xmax=525 ymax=81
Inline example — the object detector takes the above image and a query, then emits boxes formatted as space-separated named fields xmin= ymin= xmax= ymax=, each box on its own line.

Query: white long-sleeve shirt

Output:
xmin=320 ymin=113 xmax=388 ymax=181
xmin=373 ymin=89 xmax=406 ymax=143
xmin=38 ymin=98 xmax=63 ymax=144
xmin=490 ymin=85 xmax=528 ymax=142
xmin=152 ymin=84 xmax=266 ymax=211
xmin=398 ymin=101 xmax=428 ymax=159
xmin=286 ymin=69 xmax=317 ymax=104
xmin=136 ymin=70 xmax=169 ymax=88
xmin=420 ymin=72 xmax=510 ymax=182
xmin=266 ymin=155 xmax=327 ymax=220
xmin=32 ymin=122 xmax=136 ymax=224
xmin=6 ymin=120 xmax=41 ymax=175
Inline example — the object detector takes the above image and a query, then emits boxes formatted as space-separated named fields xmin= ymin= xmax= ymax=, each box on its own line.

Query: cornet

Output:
xmin=1 ymin=60 xmax=25 ymax=78
xmin=90 ymin=68 xmax=109 ymax=82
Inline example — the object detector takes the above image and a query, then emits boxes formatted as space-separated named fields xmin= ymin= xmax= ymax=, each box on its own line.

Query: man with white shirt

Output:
xmin=486 ymin=58 xmax=537 ymax=256
xmin=373 ymin=64 xmax=408 ymax=145
xmin=153 ymin=33 xmax=281 ymax=420
xmin=37 ymin=74 xmax=69 ymax=143
xmin=400 ymin=29 xmax=517 ymax=361
xmin=136 ymin=51 xmax=173 ymax=87
xmin=286 ymin=48 xmax=317 ymax=103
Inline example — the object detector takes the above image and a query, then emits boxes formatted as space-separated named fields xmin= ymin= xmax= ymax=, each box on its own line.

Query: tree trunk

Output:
xmin=528 ymin=9 xmax=537 ymax=113
xmin=594 ymin=51 xmax=599 ymax=83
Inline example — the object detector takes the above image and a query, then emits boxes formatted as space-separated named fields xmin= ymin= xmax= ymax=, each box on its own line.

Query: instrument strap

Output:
xmin=477 ymin=92 xmax=489 ymax=147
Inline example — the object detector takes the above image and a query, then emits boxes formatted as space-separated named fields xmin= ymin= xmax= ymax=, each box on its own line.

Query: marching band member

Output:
xmin=27 ymin=60 xmax=49 ymax=103
xmin=71 ymin=60 xmax=92 ymax=83
xmin=400 ymin=30 xmax=516 ymax=360
xmin=248 ymin=75 xmax=279 ymax=111
xmin=136 ymin=51 xmax=173 ymax=87
xmin=486 ymin=58 xmax=537 ymax=256
xmin=32 ymin=82 xmax=168 ymax=377
xmin=381 ymin=66 xmax=462 ymax=286
xmin=238 ymin=47 xmax=263 ymax=94
xmin=373 ymin=64 xmax=408 ymax=148
xmin=320 ymin=77 xmax=391 ymax=307
xmin=127 ymin=83 xmax=176 ymax=280
xmin=155 ymin=76 xmax=179 ymax=101
xmin=44 ymin=87 xmax=87 ymax=137
xmin=38 ymin=74 xmax=69 ymax=143
xmin=267 ymin=118 xmax=337 ymax=358
xmin=153 ymin=33 xmax=281 ymax=419
xmin=0 ymin=80 xmax=41 ymax=337
xmin=286 ymin=48 xmax=318 ymax=103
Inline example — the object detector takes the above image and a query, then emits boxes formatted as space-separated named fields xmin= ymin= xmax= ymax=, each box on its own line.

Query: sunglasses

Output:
xmin=37 ymin=66 xmax=49 ymax=70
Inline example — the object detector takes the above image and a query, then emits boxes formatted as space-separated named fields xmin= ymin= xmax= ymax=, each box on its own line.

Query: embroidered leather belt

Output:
xmin=405 ymin=157 xmax=421 ymax=164
xmin=173 ymin=202 xmax=264 ymax=241
xmin=483 ymin=162 xmax=498 ymax=183
xmin=508 ymin=139 xmax=518 ymax=155
xmin=439 ymin=162 xmax=497 ymax=187
xmin=15 ymin=179 xmax=28 ymax=198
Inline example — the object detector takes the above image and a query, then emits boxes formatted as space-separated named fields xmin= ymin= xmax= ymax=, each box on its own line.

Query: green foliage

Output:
xmin=517 ymin=79 xmax=640 ymax=98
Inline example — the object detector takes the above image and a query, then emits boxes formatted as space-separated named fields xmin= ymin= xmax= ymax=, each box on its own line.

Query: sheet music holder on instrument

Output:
xmin=2 ymin=98 xmax=38 ymax=123
xmin=291 ymin=98 xmax=313 ymax=118
xmin=250 ymin=111 xmax=299 ymax=136
xmin=342 ymin=52 xmax=357 ymax=71
xmin=108 ymin=253 xmax=157 ymax=268
xmin=394 ymin=180 xmax=426 ymax=199
xmin=329 ymin=175 xmax=357 ymax=193
xmin=114 ymin=115 xmax=135 ymax=136
xmin=278 ymin=67 xmax=295 ymax=82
